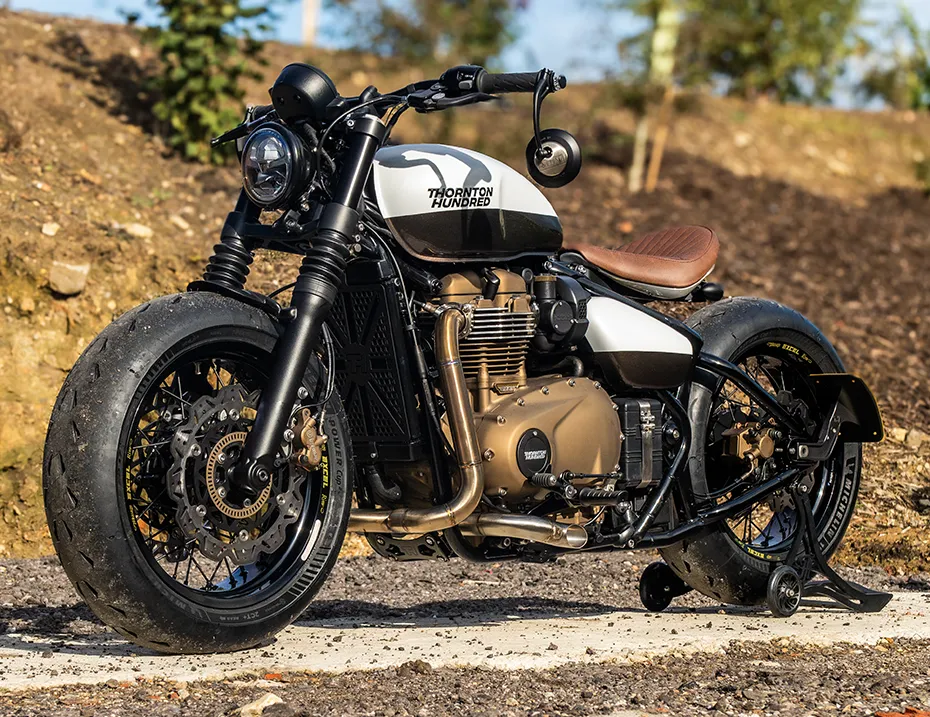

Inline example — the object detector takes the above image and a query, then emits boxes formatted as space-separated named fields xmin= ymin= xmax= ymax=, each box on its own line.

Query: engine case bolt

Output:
xmin=516 ymin=398 xmax=526 ymax=406
xmin=238 ymin=530 xmax=250 ymax=541
xmin=229 ymin=409 xmax=240 ymax=421
xmin=276 ymin=494 xmax=287 ymax=505
xmin=190 ymin=445 xmax=202 ymax=457
xmin=496 ymin=415 xmax=506 ymax=425
xmin=483 ymin=449 xmax=495 ymax=461
xmin=541 ymin=386 xmax=550 ymax=395
xmin=568 ymin=379 xmax=576 ymax=387
xmin=195 ymin=505 xmax=207 ymax=517
xmin=297 ymin=387 xmax=309 ymax=400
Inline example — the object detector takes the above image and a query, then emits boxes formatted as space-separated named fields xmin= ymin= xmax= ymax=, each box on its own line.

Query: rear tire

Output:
xmin=660 ymin=298 xmax=861 ymax=606
xmin=43 ymin=293 xmax=353 ymax=653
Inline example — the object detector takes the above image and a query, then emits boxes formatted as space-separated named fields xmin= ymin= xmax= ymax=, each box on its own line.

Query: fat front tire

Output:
xmin=660 ymin=298 xmax=861 ymax=606
xmin=43 ymin=293 xmax=353 ymax=653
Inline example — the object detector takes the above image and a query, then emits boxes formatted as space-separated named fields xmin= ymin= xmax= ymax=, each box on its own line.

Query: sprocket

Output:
xmin=168 ymin=384 xmax=308 ymax=565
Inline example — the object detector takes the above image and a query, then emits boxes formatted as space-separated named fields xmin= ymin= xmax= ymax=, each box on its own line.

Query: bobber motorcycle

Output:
xmin=44 ymin=63 xmax=889 ymax=654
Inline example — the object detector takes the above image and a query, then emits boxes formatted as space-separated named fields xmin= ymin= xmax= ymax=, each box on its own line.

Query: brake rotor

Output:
xmin=168 ymin=384 xmax=308 ymax=566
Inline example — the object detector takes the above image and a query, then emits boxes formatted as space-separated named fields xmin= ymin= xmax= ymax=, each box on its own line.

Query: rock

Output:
xmin=238 ymin=692 xmax=283 ymax=717
xmin=48 ymin=261 xmax=90 ymax=296
xmin=906 ymin=429 xmax=928 ymax=450
xmin=41 ymin=222 xmax=60 ymax=237
xmin=123 ymin=223 xmax=154 ymax=240
xmin=169 ymin=215 xmax=190 ymax=231
xmin=734 ymin=131 xmax=752 ymax=148
xmin=397 ymin=659 xmax=432 ymax=677
xmin=827 ymin=156 xmax=853 ymax=177
xmin=19 ymin=297 xmax=35 ymax=314
xmin=890 ymin=427 xmax=908 ymax=443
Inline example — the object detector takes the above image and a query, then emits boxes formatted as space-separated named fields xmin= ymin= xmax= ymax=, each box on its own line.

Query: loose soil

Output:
xmin=0 ymin=9 xmax=927 ymax=573
xmin=0 ymin=552 xmax=927 ymax=715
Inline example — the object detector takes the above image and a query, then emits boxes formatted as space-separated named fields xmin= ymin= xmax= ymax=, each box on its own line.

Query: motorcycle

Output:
xmin=43 ymin=63 xmax=887 ymax=654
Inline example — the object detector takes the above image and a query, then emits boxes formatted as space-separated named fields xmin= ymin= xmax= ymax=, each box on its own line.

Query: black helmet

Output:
xmin=270 ymin=63 xmax=338 ymax=125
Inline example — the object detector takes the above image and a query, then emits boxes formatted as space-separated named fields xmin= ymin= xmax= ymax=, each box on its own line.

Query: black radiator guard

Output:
xmin=328 ymin=258 xmax=423 ymax=462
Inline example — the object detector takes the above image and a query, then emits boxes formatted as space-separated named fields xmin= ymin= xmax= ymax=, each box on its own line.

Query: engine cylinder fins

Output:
xmin=458 ymin=513 xmax=588 ymax=549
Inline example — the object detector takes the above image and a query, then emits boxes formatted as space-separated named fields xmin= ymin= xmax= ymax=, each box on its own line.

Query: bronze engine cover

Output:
xmin=476 ymin=376 xmax=622 ymax=503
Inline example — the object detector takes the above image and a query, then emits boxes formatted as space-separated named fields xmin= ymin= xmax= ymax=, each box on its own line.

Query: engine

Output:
xmin=434 ymin=269 xmax=623 ymax=504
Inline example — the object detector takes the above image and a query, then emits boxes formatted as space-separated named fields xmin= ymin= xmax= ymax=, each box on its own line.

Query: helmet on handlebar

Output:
xmin=271 ymin=64 xmax=338 ymax=124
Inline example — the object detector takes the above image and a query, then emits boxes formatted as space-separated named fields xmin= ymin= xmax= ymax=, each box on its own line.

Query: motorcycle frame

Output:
xmin=189 ymin=116 xmax=867 ymax=560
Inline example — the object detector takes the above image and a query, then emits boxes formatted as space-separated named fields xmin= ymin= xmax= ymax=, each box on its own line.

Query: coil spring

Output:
xmin=202 ymin=236 xmax=254 ymax=290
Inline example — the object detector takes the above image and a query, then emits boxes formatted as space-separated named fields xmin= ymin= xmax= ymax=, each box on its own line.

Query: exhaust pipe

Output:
xmin=348 ymin=307 xmax=484 ymax=534
xmin=458 ymin=513 xmax=589 ymax=549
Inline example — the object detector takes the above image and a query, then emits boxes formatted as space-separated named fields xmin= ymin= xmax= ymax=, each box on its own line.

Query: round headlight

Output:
xmin=241 ymin=125 xmax=301 ymax=207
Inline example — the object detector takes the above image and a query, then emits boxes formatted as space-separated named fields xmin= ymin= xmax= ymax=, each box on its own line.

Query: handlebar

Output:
xmin=476 ymin=71 xmax=540 ymax=94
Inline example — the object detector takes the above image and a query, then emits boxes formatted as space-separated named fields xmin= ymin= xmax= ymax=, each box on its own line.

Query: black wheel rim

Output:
xmin=119 ymin=339 xmax=331 ymax=610
xmin=704 ymin=342 xmax=842 ymax=558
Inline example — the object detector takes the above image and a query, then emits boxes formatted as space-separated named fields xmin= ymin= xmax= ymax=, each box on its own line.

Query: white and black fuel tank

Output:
xmin=372 ymin=144 xmax=563 ymax=262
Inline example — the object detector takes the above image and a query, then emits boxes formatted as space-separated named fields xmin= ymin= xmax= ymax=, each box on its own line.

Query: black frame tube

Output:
xmin=696 ymin=353 xmax=810 ymax=437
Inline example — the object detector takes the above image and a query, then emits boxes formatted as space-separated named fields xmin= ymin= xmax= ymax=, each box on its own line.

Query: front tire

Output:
xmin=660 ymin=298 xmax=861 ymax=606
xmin=43 ymin=293 xmax=353 ymax=653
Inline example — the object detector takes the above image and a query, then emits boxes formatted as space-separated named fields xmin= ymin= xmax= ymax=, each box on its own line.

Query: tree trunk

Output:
xmin=630 ymin=0 xmax=681 ymax=195
xmin=302 ymin=0 xmax=322 ymax=47
xmin=628 ymin=115 xmax=650 ymax=194
xmin=645 ymin=85 xmax=675 ymax=193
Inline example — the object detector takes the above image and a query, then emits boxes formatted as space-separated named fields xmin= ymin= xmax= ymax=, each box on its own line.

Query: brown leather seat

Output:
xmin=562 ymin=226 xmax=720 ymax=289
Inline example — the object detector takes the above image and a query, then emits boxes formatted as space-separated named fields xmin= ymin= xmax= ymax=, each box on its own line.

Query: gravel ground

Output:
xmin=0 ymin=553 xmax=928 ymax=715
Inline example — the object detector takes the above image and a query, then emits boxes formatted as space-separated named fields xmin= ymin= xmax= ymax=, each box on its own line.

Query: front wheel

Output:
xmin=660 ymin=298 xmax=861 ymax=606
xmin=43 ymin=293 xmax=353 ymax=653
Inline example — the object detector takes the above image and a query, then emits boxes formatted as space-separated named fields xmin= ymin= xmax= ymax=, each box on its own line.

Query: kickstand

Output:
xmin=768 ymin=485 xmax=892 ymax=617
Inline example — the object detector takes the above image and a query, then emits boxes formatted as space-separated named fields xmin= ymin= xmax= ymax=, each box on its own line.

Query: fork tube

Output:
xmin=235 ymin=115 xmax=387 ymax=493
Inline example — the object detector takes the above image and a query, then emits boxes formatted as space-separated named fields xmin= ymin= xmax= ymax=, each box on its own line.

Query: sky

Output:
xmin=9 ymin=0 xmax=930 ymax=85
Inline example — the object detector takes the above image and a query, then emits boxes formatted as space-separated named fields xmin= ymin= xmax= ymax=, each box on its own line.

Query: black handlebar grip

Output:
xmin=475 ymin=71 xmax=540 ymax=94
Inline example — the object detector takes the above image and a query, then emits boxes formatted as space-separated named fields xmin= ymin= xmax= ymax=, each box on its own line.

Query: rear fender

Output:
xmin=811 ymin=373 xmax=884 ymax=443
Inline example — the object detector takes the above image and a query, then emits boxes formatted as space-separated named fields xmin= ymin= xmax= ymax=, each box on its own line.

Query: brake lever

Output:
xmin=211 ymin=106 xmax=278 ymax=148
xmin=408 ymin=89 xmax=496 ymax=113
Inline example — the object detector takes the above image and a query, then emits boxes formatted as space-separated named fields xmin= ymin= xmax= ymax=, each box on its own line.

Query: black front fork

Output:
xmin=234 ymin=115 xmax=387 ymax=494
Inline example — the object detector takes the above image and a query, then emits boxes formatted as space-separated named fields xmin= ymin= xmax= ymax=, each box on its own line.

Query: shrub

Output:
xmin=139 ymin=0 xmax=272 ymax=163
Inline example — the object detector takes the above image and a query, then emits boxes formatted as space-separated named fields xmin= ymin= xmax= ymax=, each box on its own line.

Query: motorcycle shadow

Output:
xmin=295 ymin=596 xmax=766 ymax=629
xmin=0 ymin=604 xmax=162 ymax=658
xmin=297 ymin=596 xmax=621 ymax=629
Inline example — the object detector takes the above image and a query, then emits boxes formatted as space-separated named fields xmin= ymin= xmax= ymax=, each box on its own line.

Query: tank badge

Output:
xmin=427 ymin=186 xmax=493 ymax=209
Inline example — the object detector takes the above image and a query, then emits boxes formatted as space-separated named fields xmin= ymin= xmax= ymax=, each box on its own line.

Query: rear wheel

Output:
xmin=660 ymin=298 xmax=861 ymax=606
xmin=44 ymin=293 xmax=353 ymax=653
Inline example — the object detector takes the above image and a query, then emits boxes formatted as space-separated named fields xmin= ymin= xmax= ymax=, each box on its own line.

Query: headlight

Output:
xmin=241 ymin=125 xmax=303 ymax=208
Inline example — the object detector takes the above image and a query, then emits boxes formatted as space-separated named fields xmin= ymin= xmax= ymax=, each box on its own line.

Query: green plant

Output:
xmin=329 ymin=0 xmax=521 ymax=68
xmin=605 ymin=0 xmax=865 ymax=104
xmin=139 ymin=0 xmax=272 ymax=163
xmin=860 ymin=5 xmax=930 ymax=111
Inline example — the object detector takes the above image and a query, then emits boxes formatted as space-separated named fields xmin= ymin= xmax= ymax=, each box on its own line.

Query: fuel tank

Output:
xmin=372 ymin=144 xmax=563 ymax=262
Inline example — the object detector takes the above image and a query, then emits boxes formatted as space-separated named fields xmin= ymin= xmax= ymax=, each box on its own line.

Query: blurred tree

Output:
xmin=138 ymin=0 xmax=272 ymax=163
xmin=618 ymin=0 xmax=682 ymax=193
xmin=678 ymin=0 xmax=864 ymax=103
xmin=328 ymin=0 xmax=521 ymax=68
xmin=859 ymin=5 xmax=930 ymax=111
xmin=304 ymin=0 xmax=322 ymax=45
xmin=610 ymin=0 xmax=864 ymax=103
